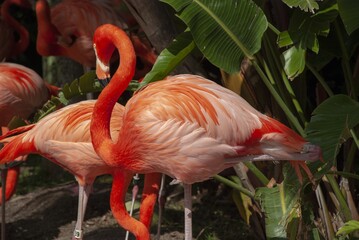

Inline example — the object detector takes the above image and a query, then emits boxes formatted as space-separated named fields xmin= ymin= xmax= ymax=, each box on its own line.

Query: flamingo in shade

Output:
xmin=0 ymin=0 xmax=31 ymax=60
xmin=0 ymin=62 xmax=59 ymax=202
xmin=35 ymin=0 xmax=127 ymax=68
xmin=0 ymin=62 xmax=59 ymax=239
xmin=35 ymin=0 xmax=157 ymax=77
xmin=0 ymin=100 xmax=161 ymax=240
xmin=90 ymin=24 xmax=322 ymax=240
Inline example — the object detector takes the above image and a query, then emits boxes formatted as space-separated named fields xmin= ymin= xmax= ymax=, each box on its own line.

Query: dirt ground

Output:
xmin=2 ymin=173 xmax=251 ymax=240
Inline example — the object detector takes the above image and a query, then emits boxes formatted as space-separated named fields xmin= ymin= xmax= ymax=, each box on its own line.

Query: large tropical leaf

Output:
xmin=305 ymin=95 xmax=359 ymax=166
xmin=162 ymin=0 xmax=268 ymax=74
xmin=337 ymin=0 xmax=359 ymax=35
xmin=255 ymin=173 xmax=302 ymax=239
xmin=281 ymin=0 xmax=319 ymax=13
xmin=139 ymin=31 xmax=196 ymax=88
xmin=278 ymin=2 xmax=338 ymax=79
xmin=337 ymin=220 xmax=359 ymax=236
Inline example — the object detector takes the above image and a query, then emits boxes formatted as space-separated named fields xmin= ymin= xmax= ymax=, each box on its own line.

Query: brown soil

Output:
xmin=2 ymin=174 xmax=251 ymax=240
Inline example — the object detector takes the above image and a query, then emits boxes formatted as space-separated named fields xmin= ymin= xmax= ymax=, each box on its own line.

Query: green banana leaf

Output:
xmin=255 ymin=172 xmax=302 ymax=239
xmin=278 ymin=2 xmax=338 ymax=79
xmin=140 ymin=31 xmax=196 ymax=88
xmin=162 ymin=0 xmax=268 ymax=74
xmin=281 ymin=0 xmax=319 ymax=13
xmin=337 ymin=220 xmax=359 ymax=236
xmin=337 ymin=0 xmax=359 ymax=35
xmin=305 ymin=95 xmax=359 ymax=167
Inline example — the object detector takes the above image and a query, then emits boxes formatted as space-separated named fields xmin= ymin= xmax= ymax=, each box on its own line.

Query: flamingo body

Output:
xmin=0 ymin=100 xmax=160 ymax=239
xmin=91 ymin=24 xmax=322 ymax=239
xmin=95 ymin=74 xmax=320 ymax=184
xmin=0 ymin=0 xmax=31 ymax=60
xmin=36 ymin=0 xmax=126 ymax=67
xmin=0 ymin=100 xmax=123 ymax=186
xmin=0 ymin=62 xmax=55 ymax=126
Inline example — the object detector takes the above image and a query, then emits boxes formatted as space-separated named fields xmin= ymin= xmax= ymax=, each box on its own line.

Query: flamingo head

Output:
xmin=93 ymin=26 xmax=117 ymax=81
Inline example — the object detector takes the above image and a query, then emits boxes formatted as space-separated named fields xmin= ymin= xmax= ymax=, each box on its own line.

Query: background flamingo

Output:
xmin=35 ymin=0 xmax=156 ymax=76
xmin=0 ymin=0 xmax=31 ymax=61
xmin=90 ymin=24 xmax=322 ymax=240
xmin=0 ymin=61 xmax=59 ymax=239
xmin=0 ymin=100 xmax=161 ymax=240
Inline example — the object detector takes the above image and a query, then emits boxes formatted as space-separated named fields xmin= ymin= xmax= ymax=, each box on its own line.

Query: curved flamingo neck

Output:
xmin=91 ymin=24 xmax=136 ymax=164
xmin=110 ymin=170 xmax=150 ymax=239
xmin=35 ymin=0 xmax=65 ymax=56
xmin=1 ymin=0 xmax=30 ymax=57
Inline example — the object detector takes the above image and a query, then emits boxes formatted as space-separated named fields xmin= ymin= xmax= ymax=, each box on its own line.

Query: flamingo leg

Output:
xmin=72 ymin=183 xmax=92 ymax=240
xmin=183 ymin=183 xmax=192 ymax=240
xmin=1 ymin=166 xmax=7 ymax=240
xmin=125 ymin=174 xmax=139 ymax=240
xmin=156 ymin=174 xmax=166 ymax=240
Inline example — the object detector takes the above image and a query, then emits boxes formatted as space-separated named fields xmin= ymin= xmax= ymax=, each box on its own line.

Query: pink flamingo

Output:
xmin=0 ymin=100 xmax=161 ymax=240
xmin=0 ymin=62 xmax=59 ymax=202
xmin=35 ymin=0 xmax=127 ymax=68
xmin=0 ymin=0 xmax=31 ymax=60
xmin=90 ymin=24 xmax=322 ymax=240
xmin=35 ymin=0 xmax=156 ymax=72
xmin=0 ymin=62 xmax=59 ymax=239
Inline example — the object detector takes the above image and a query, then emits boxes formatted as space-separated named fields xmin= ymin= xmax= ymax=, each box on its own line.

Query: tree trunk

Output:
xmin=124 ymin=0 xmax=207 ymax=76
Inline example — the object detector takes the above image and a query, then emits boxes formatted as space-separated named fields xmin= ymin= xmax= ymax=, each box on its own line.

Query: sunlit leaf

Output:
xmin=282 ymin=45 xmax=306 ymax=80
xmin=337 ymin=0 xmax=359 ymax=35
xmin=337 ymin=220 xmax=359 ymax=236
xmin=281 ymin=0 xmax=319 ymax=13
xmin=279 ymin=3 xmax=338 ymax=78
xmin=306 ymin=95 xmax=359 ymax=166
xmin=162 ymin=0 xmax=268 ymax=73
xmin=255 ymin=166 xmax=304 ymax=240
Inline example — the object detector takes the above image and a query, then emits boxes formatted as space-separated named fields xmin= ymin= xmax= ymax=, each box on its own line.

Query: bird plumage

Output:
xmin=91 ymin=24 xmax=322 ymax=239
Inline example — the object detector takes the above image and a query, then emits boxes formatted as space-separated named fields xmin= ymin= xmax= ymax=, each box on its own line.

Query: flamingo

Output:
xmin=35 ymin=0 xmax=156 ymax=73
xmin=0 ymin=100 xmax=161 ymax=240
xmin=90 ymin=24 xmax=322 ymax=240
xmin=0 ymin=62 xmax=59 ymax=239
xmin=0 ymin=0 xmax=31 ymax=60
xmin=0 ymin=62 xmax=59 ymax=203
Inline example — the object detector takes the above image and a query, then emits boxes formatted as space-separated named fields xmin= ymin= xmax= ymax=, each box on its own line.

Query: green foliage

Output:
xmin=162 ymin=0 xmax=268 ymax=73
xmin=140 ymin=31 xmax=196 ymax=87
xmin=337 ymin=0 xmax=359 ymax=35
xmin=281 ymin=0 xmax=319 ymax=13
xmin=337 ymin=220 xmax=359 ymax=236
xmin=33 ymin=71 xmax=101 ymax=121
xmin=306 ymin=95 xmax=359 ymax=166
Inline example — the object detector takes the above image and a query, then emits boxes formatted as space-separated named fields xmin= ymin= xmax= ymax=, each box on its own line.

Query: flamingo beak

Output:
xmin=99 ymin=77 xmax=111 ymax=88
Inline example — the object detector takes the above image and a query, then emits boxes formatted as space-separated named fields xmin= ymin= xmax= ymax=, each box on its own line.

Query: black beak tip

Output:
xmin=99 ymin=78 xmax=111 ymax=88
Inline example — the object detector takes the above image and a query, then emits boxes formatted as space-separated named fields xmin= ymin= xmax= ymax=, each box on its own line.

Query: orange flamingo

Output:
xmin=35 ymin=0 xmax=127 ymax=68
xmin=0 ymin=0 xmax=31 ymax=60
xmin=0 ymin=62 xmax=59 ymax=203
xmin=0 ymin=62 xmax=59 ymax=239
xmin=0 ymin=100 xmax=161 ymax=240
xmin=35 ymin=0 xmax=157 ymax=79
xmin=90 ymin=24 xmax=322 ymax=240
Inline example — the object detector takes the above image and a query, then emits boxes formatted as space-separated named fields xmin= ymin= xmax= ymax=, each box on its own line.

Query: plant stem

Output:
xmin=306 ymin=63 xmax=334 ymax=97
xmin=243 ymin=162 xmax=270 ymax=185
xmin=251 ymin=60 xmax=305 ymax=136
xmin=265 ymin=35 xmax=307 ymax=125
xmin=326 ymin=174 xmax=352 ymax=221
xmin=213 ymin=175 xmax=254 ymax=198
xmin=333 ymin=20 xmax=356 ymax=99
xmin=327 ymin=171 xmax=359 ymax=181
